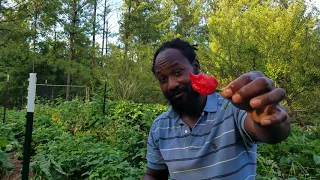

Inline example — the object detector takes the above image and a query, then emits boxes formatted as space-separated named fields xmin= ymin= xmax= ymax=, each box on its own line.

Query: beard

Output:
xmin=163 ymin=83 xmax=201 ymax=115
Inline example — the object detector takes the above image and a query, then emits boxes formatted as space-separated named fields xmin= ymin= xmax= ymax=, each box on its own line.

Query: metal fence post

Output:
xmin=22 ymin=73 xmax=37 ymax=180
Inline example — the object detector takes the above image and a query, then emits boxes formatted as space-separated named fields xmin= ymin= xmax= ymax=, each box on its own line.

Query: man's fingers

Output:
xmin=221 ymin=71 xmax=265 ymax=99
xmin=230 ymin=77 xmax=275 ymax=104
xmin=260 ymin=106 xmax=287 ymax=126
xmin=249 ymin=88 xmax=286 ymax=108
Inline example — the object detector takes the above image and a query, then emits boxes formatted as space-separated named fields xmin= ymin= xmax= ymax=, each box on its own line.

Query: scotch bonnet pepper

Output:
xmin=189 ymin=72 xmax=220 ymax=95
xmin=189 ymin=72 xmax=229 ymax=109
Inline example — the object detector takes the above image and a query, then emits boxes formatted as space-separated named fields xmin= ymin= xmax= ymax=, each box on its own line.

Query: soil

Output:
xmin=0 ymin=153 xmax=34 ymax=180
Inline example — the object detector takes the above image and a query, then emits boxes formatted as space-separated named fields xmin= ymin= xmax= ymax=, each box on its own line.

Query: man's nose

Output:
xmin=168 ymin=77 xmax=179 ymax=91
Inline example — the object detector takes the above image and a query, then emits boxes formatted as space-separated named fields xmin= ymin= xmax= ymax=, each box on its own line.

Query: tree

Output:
xmin=206 ymin=0 xmax=320 ymax=123
xmin=56 ymin=0 xmax=97 ymax=100
xmin=0 ymin=0 xmax=33 ymax=107
xmin=108 ymin=0 xmax=174 ymax=103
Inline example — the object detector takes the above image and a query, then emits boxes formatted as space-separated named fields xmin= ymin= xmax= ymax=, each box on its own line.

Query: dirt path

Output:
xmin=1 ymin=153 xmax=33 ymax=180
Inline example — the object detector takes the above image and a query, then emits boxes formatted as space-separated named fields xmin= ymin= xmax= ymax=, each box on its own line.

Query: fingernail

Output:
xmin=223 ymin=88 xmax=232 ymax=97
xmin=232 ymin=94 xmax=242 ymax=103
xmin=262 ymin=120 xmax=271 ymax=125
xmin=251 ymin=99 xmax=261 ymax=107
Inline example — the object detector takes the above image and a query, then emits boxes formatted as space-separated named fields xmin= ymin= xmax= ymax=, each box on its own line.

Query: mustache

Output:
xmin=167 ymin=86 xmax=188 ymax=97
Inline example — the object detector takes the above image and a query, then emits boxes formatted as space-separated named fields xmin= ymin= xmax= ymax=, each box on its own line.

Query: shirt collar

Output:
xmin=203 ymin=92 xmax=218 ymax=113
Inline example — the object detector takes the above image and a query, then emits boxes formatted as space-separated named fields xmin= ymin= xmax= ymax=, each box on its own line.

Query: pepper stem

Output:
xmin=223 ymin=101 xmax=230 ymax=110
xmin=215 ymin=88 xmax=230 ymax=110
xmin=215 ymin=88 xmax=222 ymax=93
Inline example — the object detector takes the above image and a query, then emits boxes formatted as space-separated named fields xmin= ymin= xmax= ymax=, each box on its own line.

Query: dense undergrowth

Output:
xmin=0 ymin=97 xmax=319 ymax=179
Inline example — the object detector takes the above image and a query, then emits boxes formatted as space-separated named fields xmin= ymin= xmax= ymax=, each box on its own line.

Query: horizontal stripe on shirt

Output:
xmin=146 ymin=93 xmax=258 ymax=179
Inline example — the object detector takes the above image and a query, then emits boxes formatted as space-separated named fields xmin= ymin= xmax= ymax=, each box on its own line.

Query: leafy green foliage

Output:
xmin=205 ymin=0 xmax=320 ymax=123
xmin=1 ymin=0 xmax=320 ymax=125
xmin=257 ymin=125 xmax=320 ymax=179
xmin=28 ymin=98 xmax=167 ymax=179
xmin=31 ymin=134 xmax=142 ymax=180
xmin=0 ymin=110 xmax=25 ymax=175
xmin=0 ymin=150 xmax=15 ymax=174
xmin=0 ymin=97 xmax=319 ymax=179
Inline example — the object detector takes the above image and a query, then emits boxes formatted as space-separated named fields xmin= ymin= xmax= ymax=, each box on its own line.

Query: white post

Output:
xmin=22 ymin=73 xmax=37 ymax=180
xmin=27 ymin=73 xmax=37 ymax=112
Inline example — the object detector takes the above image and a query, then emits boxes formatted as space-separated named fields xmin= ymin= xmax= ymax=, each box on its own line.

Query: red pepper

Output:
xmin=189 ymin=72 xmax=219 ymax=95
xmin=189 ymin=72 xmax=230 ymax=109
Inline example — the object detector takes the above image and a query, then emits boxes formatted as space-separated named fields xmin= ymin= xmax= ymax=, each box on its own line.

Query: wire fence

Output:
xmin=35 ymin=84 xmax=89 ymax=102
xmin=0 ymin=81 xmax=90 ymax=123
xmin=0 ymin=83 xmax=89 ymax=106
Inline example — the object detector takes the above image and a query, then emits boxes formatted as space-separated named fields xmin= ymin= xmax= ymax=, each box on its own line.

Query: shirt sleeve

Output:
xmin=146 ymin=124 xmax=168 ymax=170
xmin=233 ymin=106 xmax=262 ymax=148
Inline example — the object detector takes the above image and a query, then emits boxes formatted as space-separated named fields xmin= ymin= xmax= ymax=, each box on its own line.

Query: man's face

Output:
xmin=154 ymin=48 xmax=200 ymax=112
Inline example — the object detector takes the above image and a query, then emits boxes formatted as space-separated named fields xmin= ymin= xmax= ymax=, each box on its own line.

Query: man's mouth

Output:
xmin=173 ymin=92 xmax=184 ymax=99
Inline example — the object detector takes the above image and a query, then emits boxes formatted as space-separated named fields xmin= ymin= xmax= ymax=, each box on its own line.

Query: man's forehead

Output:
xmin=155 ymin=48 xmax=187 ymax=63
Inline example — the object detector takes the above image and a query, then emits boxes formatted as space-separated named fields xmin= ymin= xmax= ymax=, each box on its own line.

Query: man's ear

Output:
xmin=193 ymin=59 xmax=201 ymax=74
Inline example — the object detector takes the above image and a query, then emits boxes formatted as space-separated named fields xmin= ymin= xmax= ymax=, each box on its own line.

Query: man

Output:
xmin=144 ymin=38 xmax=291 ymax=180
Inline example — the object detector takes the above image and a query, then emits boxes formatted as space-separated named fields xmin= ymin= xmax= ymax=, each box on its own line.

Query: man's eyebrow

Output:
xmin=155 ymin=70 xmax=164 ymax=76
xmin=155 ymin=62 xmax=180 ymax=74
xmin=155 ymin=71 xmax=161 ymax=76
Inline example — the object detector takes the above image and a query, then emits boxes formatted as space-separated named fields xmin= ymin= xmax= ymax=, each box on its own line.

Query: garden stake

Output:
xmin=22 ymin=73 xmax=37 ymax=180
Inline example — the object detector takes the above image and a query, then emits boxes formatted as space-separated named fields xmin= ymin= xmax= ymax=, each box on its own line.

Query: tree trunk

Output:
xmin=279 ymin=0 xmax=288 ymax=9
xmin=91 ymin=0 xmax=97 ymax=68
xmin=66 ymin=0 xmax=77 ymax=101
xmin=101 ymin=0 xmax=107 ymax=57
xmin=3 ymin=80 xmax=8 ymax=123
xmin=124 ymin=0 xmax=132 ymax=61
xmin=33 ymin=0 xmax=39 ymax=72
xmin=283 ymin=74 xmax=294 ymax=117
xmin=53 ymin=24 xmax=57 ymax=54
xmin=105 ymin=21 xmax=108 ymax=55
xmin=66 ymin=72 xmax=71 ymax=101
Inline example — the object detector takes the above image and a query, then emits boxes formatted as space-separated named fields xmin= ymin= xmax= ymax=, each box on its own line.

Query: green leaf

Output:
xmin=5 ymin=144 xmax=14 ymax=152
xmin=4 ymin=162 xmax=15 ymax=170
xmin=301 ymin=150 xmax=315 ymax=155
xmin=313 ymin=155 xmax=320 ymax=165
xmin=0 ymin=139 xmax=9 ymax=148
xmin=0 ymin=151 xmax=7 ymax=163
xmin=50 ymin=158 xmax=66 ymax=175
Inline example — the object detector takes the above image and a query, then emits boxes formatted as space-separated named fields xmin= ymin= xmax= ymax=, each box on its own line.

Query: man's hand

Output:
xmin=220 ymin=71 xmax=290 ymax=143
xmin=220 ymin=71 xmax=287 ymax=126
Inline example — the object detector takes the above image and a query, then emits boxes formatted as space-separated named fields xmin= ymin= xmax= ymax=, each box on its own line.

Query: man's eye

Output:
xmin=159 ymin=77 xmax=167 ymax=83
xmin=175 ymin=70 xmax=182 ymax=76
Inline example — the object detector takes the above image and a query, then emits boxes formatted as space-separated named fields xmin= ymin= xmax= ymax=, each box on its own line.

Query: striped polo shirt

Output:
xmin=146 ymin=92 xmax=258 ymax=180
